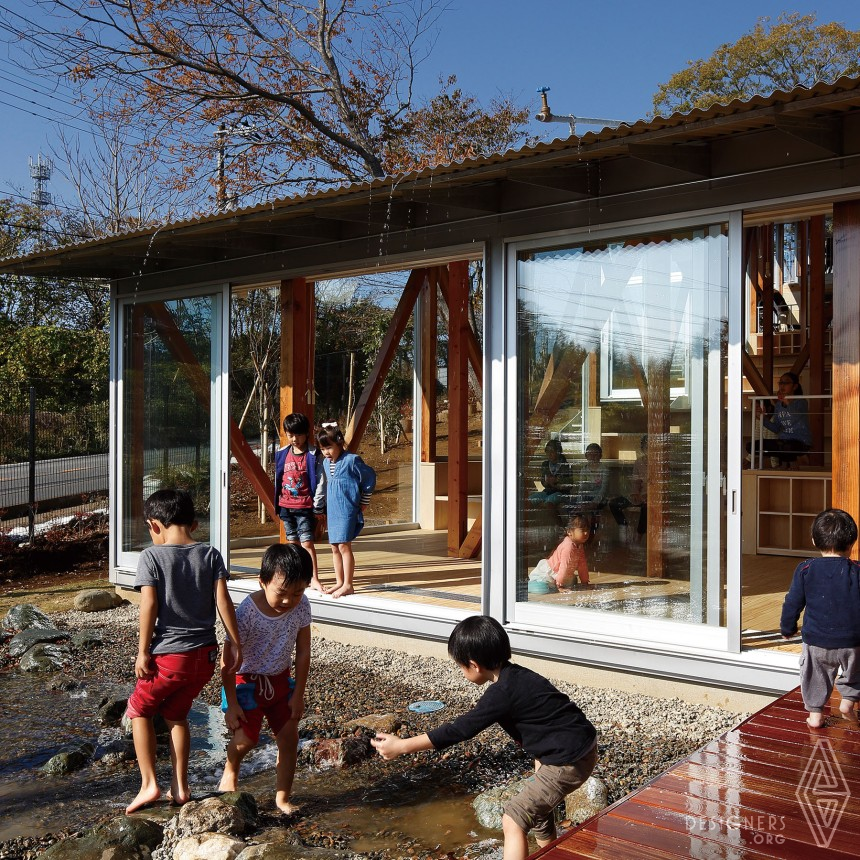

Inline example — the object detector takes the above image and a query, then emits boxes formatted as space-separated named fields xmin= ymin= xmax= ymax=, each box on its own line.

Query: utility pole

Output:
xmin=213 ymin=121 xmax=263 ymax=213
xmin=29 ymin=154 xmax=53 ymax=247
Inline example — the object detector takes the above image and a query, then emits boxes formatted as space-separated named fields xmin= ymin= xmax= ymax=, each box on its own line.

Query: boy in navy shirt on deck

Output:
xmin=781 ymin=508 xmax=860 ymax=727
xmin=371 ymin=615 xmax=597 ymax=860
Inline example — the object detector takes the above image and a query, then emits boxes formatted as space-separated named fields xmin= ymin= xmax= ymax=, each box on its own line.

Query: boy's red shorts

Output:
xmin=233 ymin=667 xmax=295 ymax=745
xmin=126 ymin=645 xmax=218 ymax=722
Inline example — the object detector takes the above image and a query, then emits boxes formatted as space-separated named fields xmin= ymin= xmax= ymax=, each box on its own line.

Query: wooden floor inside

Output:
xmin=230 ymin=529 xmax=802 ymax=652
xmin=536 ymin=686 xmax=860 ymax=860
xmin=230 ymin=529 xmax=481 ymax=609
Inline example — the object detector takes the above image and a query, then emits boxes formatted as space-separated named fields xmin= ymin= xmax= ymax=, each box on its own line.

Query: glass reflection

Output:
xmin=517 ymin=226 xmax=727 ymax=626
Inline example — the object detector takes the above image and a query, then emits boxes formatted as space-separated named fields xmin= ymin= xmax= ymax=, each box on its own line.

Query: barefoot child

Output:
xmin=275 ymin=412 xmax=324 ymax=592
xmin=218 ymin=543 xmax=312 ymax=814
xmin=126 ymin=489 xmax=242 ymax=814
xmin=781 ymin=508 xmax=860 ymax=728
xmin=372 ymin=616 xmax=597 ymax=860
xmin=312 ymin=423 xmax=376 ymax=598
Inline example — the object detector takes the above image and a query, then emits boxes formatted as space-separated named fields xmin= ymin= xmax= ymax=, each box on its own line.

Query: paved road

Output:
xmin=0 ymin=453 xmax=109 ymax=508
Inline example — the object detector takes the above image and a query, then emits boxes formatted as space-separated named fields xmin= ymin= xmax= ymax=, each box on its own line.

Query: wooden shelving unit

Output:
xmin=757 ymin=472 xmax=832 ymax=556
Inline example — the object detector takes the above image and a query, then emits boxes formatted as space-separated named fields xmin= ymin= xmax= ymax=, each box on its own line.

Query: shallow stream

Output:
xmin=0 ymin=672 xmax=498 ymax=856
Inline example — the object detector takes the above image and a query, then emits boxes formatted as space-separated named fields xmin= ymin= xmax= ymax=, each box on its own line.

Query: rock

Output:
xmin=2 ymin=603 xmax=53 ymax=632
xmin=236 ymin=843 xmax=351 ymax=860
xmin=8 ymin=627 xmax=70 ymax=658
xmin=71 ymin=630 xmax=104 ymax=650
xmin=122 ymin=711 xmax=169 ymax=739
xmin=173 ymin=833 xmax=246 ymax=860
xmin=93 ymin=816 xmax=164 ymax=851
xmin=343 ymin=712 xmax=401 ymax=735
xmin=564 ymin=775 xmax=608 ymax=825
xmin=94 ymin=738 xmax=134 ymax=766
xmin=217 ymin=791 xmax=258 ymax=829
xmin=74 ymin=589 xmax=123 ymax=612
xmin=472 ymin=777 xmax=532 ymax=830
xmin=41 ymin=815 xmax=163 ymax=859
xmin=297 ymin=716 xmax=329 ymax=739
xmin=308 ymin=735 xmax=373 ymax=769
xmin=177 ymin=795 xmax=252 ymax=835
xmin=42 ymin=742 xmax=95 ymax=775
xmin=99 ymin=695 xmax=130 ymax=726
xmin=47 ymin=676 xmax=79 ymax=691
xmin=19 ymin=642 xmax=70 ymax=672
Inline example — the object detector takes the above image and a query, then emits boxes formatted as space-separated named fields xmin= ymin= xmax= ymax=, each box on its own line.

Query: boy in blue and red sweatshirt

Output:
xmin=274 ymin=412 xmax=324 ymax=592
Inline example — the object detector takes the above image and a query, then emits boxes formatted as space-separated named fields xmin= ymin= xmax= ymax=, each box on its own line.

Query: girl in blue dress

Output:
xmin=312 ymin=424 xmax=376 ymax=598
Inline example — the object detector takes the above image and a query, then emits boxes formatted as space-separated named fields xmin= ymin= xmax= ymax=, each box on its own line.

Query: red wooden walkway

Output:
xmin=536 ymin=687 xmax=860 ymax=859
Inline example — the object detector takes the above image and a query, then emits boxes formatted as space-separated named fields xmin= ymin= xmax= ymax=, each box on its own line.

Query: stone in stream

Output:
xmin=73 ymin=588 xmax=124 ymax=612
xmin=40 ymin=815 xmax=163 ymax=859
xmin=2 ymin=603 xmax=53 ymax=632
xmin=342 ymin=712 xmax=401 ymax=734
xmin=7 ymin=626 xmax=70 ymax=658
xmin=473 ymin=773 xmax=608 ymax=831
xmin=41 ymin=742 xmax=95 ymax=775
xmin=18 ymin=641 xmax=70 ymax=672
xmin=564 ymin=775 xmax=608 ymax=825
xmin=98 ymin=694 xmax=130 ymax=726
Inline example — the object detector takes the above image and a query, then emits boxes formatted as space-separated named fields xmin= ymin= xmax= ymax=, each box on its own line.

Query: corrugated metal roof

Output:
xmin=4 ymin=74 xmax=860 ymax=272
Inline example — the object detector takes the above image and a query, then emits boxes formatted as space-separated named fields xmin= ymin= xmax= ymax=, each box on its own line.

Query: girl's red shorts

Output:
xmin=126 ymin=645 xmax=218 ymax=722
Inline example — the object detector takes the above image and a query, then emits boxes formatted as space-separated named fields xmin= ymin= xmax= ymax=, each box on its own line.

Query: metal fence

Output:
xmin=0 ymin=381 xmax=109 ymax=540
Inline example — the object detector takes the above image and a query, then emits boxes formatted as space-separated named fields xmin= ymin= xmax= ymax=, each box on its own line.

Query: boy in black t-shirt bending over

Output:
xmin=372 ymin=616 xmax=598 ymax=859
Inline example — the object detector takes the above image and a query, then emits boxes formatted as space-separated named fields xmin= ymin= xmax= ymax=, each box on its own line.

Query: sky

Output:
xmin=1 ymin=0 xmax=860 ymax=207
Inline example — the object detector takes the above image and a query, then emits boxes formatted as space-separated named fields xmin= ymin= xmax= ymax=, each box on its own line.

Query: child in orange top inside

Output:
xmin=546 ymin=515 xmax=591 ymax=588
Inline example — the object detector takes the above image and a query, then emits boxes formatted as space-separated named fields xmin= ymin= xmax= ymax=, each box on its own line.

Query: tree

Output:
xmin=653 ymin=13 xmax=860 ymax=116
xmin=0 ymin=198 xmax=109 ymax=331
xmin=15 ymin=0 xmax=530 ymax=205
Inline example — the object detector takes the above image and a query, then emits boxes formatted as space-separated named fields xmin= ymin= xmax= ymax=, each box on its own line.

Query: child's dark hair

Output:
xmin=283 ymin=412 xmax=310 ymax=435
xmin=144 ymin=489 xmax=195 ymax=527
xmin=260 ymin=543 xmax=313 ymax=586
xmin=812 ymin=509 xmax=858 ymax=553
xmin=567 ymin=514 xmax=590 ymax=534
xmin=585 ymin=443 xmax=602 ymax=456
xmin=317 ymin=424 xmax=346 ymax=449
xmin=781 ymin=371 xmax=803 ymax=395
xmin=544 ymin=439 xmax=563 ymax=456
xmin=448 ymin=615 xmax=511 ymax=670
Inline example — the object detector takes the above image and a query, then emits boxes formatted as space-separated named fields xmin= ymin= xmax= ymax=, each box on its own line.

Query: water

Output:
xmin=0 ymin=672 xmax=500 ymax=856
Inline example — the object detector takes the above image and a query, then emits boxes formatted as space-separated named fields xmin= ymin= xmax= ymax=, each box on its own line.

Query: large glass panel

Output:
xmin=315 ymin=272 xmax=415 ymax=526
xmin=121 ymin=297 xmax=215 ymax=553
xmin=516 ymin=225 xmax=727 ymax=628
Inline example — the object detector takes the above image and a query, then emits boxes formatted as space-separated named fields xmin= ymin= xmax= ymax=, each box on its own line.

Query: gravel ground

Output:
xmin=1 ymin=601 xmax=750 ymax=858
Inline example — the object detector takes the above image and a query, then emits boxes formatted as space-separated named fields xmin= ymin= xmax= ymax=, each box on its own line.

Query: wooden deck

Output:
xmin=536 ymin=686 xmax=860 ymax=859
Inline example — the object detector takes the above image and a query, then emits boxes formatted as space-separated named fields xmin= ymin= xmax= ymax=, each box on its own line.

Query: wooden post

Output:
xmin=279 ymin=277 xmax=315 ymax=442
xmin=420 ymin=268 xmax=438 ymax=463
xmin=447 ymin=261 xmax=470 ymax=556
xmin=832 ymin=202 xmax=860 ymax=555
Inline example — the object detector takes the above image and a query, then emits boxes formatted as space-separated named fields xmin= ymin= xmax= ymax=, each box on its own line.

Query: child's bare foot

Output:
xmin=309 ymin=578 xmax=326 ymax=593
xmin=807 ymin=713 xmax=826 ymax=728
xmin=126 ymin=785 xmax=161 ymax=814
xmin=166 ymin=789 xmax=190 ymax=806
xmin=330 ymin=583 xmax=354 ymax=598
xmin=275 ymin=797 xmax=300 ymax=815
xmin=840 ymin=700 xmax=858 ymax=721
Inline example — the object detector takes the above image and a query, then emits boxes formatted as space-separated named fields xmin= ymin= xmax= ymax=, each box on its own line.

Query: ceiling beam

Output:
xmin=623 ymin=143 xmax=711 ymax=177
xmin=505 ymin=165 xmax=595 ymax=197
xmin=773 ymin=114 xmax=842 ymax=155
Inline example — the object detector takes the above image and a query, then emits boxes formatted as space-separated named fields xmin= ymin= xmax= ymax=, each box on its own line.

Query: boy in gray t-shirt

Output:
xmin=125 ymin=489 xmax=242 ymax=814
